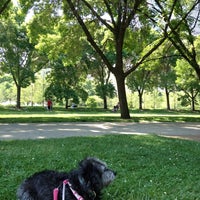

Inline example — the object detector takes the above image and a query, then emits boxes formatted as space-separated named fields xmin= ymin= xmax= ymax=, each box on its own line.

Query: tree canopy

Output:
xmin=1 ymin=0 xmax=200 ymax=114
xmin=0 ymin=0 xmax=11 ymax=15
xmin=0 ymin=8 xmax=47 ymax=108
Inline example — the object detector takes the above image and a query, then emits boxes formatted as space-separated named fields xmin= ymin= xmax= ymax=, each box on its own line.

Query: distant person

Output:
xmin=113 ymin=102 xmax=120 ymax=112
xmin=71 ymin=103 xmax=77 ymax=108
xmin=47 ymin=99 xmax=52 ymax=111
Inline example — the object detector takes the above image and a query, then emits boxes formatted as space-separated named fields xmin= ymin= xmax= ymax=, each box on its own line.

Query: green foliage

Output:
xmin=152 ymin=0 xmax=200 ymax=79
xmin=0 ymin=18 xmax=35 ymax=87
xmin=86 ymin=96 xmax=98 ymax=108
xmin=127 ymin=68 xmax=151 ymax=92
xmin=0 ymin=135 xmax=200 ymax=199
xmin=81 ymin=44 xmax=116 ymax=108
xmin=44 ymin=57 xmax=87 ymax=106
xmin=153 ymin=41 xmax=177 ymax=87
xmin=0 ymin=75 xmax=15 ymax=102
xmin=175 ymin=59 xmax=200 ymax=110
xmin=126 ymin=67 xmax=152 ymax=109
xmin=95 ymin=82 xmax=116 ymax=99
xmin=1 ymin=0 xmax=200 ymax=115
xmin=26 ymin=4 xmax=86 ymax=63
xmin=0 ymin=8 xmax=45 ymax=108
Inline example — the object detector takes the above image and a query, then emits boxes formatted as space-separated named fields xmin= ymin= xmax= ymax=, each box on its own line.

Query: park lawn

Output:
xmin=0 ymin=135 xmax=200 ymax=200
xmin=0 ymin=107 xmax=200 ymax=123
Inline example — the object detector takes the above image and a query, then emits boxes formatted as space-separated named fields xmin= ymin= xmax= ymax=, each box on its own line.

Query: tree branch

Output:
xmin=65 ymin=0 xmax=113 ymax=72
xmin=103 ymin=0 xmax=116 ymax=28
xmin=125 ymin=36 xmax=167 ymax=76
xmin=125 ymin=0 xmax=144 ymax=28
xmin=0 ymin=0 xmax=11 ymax=15
xmin=81 ymin=0 xmax=114 ymax=32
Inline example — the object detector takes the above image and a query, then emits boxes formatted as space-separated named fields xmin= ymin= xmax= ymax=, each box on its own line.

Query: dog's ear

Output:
xmin=79 ymin=158 xmax=93 ymax=170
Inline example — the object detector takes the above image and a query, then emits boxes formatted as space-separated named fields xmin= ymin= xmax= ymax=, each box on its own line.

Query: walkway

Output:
xmin=0 ymin=122 xmax=200 ymax=141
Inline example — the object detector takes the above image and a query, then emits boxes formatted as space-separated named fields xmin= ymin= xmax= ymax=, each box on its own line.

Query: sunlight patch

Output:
xmin=1 ymin=135 xmax=13 ymax=138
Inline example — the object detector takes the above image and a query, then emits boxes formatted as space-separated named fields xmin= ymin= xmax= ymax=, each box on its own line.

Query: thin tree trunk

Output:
xmin=165 ymin=87 xmax=171 ymax=110
xmin=103 ymin=96 xmax=107 ymax=109
xmin=191 ymin=97 xmax=195 ymax=111
xmin=16 ymin=85 xmax=21 ymax=109
xmin=138 ymin=91 xmax=143 ymax=110
xmin=65 ymin=98 xmax=69 ymax=109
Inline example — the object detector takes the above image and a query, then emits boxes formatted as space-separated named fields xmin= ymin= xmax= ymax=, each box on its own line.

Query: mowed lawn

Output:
xmin=0 ymin=107 xmax=200 ymax=199
xmin=1 ymin=135 xmax=200 ymax=200
xmin=0 ymin=107 xmax=200 ymax=123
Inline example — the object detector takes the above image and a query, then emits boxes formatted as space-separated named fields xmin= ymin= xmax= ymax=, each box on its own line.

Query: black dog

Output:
xmin=17 ymin=157 xmax=116 ymax=200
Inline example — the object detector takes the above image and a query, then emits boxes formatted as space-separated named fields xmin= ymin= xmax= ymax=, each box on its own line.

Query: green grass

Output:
xmin=0 ymin=135 xmax=200 ymax=200
xmin=0 ymin=106 xmax=199 ymax=123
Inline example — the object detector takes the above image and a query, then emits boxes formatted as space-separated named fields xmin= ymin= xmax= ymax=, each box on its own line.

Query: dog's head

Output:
xmin=78 ymin=157 xmax=116 ymax=192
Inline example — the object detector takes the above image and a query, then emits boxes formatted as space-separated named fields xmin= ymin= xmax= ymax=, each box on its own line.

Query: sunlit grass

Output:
xmin=1 ymin=135 xmax=200 ymax=199
xmin=0 ymin=106 xmax=199 ymax=123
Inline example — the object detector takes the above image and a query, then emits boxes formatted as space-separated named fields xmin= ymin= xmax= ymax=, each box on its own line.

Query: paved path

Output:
xmin=0 ymin=122 xmax=200 ymax=141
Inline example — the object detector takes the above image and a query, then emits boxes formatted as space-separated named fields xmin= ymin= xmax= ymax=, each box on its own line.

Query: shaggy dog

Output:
xmin=17 ymin=157 xmax=116 ymax=200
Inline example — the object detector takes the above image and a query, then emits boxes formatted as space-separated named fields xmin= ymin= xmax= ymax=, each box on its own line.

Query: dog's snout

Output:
xmin=108 ymin=169 xmax=116 ymax=176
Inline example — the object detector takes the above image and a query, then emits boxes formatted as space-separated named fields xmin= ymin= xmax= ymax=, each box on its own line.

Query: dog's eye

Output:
xmin=103 ymin=168 xmax=109 ymax=172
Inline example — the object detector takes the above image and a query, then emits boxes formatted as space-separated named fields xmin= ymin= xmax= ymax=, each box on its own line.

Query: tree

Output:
xmin=127 ymin=68 xmax=151 ymax=110
xmin=152 ymin=0 xmax=200 ymax=80
xmin=65 ymin=0 xmax=171 ymax=118
xmin=175 ymin=59 xmax=200 ymax=111
xmin=82 ymin=47 xmax=116 ymax=109
xmin=154 ymin=42 xmax=177 ymax=110
xmin=158 ymin=64 xmax=176 ymax=111
xmin=17 ymin=0 xmax=199 ymax=115
xmin=96 ymin=82 xmax=116 ymax=109
xmin=0 ymin=10 xmax=44 ymax=108
xmin=45 ymin=57 xmax=88 ymax=108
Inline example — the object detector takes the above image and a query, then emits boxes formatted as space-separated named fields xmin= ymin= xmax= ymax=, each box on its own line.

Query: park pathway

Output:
xmin=0 ymin=122 xmax=200 ymax=141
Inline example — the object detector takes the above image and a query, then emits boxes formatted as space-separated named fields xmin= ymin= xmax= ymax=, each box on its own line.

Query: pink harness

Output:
xmin=53 ymin=180 xmax=84 ymax=200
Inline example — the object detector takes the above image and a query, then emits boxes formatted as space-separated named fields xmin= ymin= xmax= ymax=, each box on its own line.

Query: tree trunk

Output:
xmin=138 ymin=90 xmax=143 ymax=110
xmin=103 ymin=96 xmax=107 ymax=109
xmin=193 ymin=62 xmax=200 ymax=80
xmin=165 ymin=87 xmax=171 ymax=110
xmin=115 ymin=75 xmax=130 ymax=119
xmin=65 ymin=98 xmax=69 ymax=109
xmin=16 ymin=85 xmax=21 ymax=109
xmin=191 ymin=96 xmax=195 ymax=111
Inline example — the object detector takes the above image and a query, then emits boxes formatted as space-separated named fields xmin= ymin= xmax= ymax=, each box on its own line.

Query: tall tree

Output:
xmin=45 ymin=56 xmax=88 ymax=108
xmin=127 ymin=68 xmax=151 ymax=110
xmin=17 ymin=0 xmax=199 ymax=116
xmin=153 ymin=42 xmax=177 ymax=110
xmin=64 ymin=0 xmax=170 ymax=118
xmin=175 ymin=59 xmax=200 ymax=111
xmin=0 ymin=10 xmax=44 ymax=108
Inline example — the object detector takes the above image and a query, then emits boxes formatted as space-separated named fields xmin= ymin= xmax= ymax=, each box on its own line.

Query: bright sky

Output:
xmin=11 ymin=0 xmax=18 ymax=6
xmin=11 ymin=0 xmax=34 ymax=22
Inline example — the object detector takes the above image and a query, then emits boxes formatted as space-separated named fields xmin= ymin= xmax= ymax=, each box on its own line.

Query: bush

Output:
xmin=86 ymin=97 xmax=98 ymax=108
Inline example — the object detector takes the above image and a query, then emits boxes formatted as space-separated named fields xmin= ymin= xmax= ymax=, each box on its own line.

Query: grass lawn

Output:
xmin=1 ymin=135 xmax=200 ymax=200
xmin=0 ymin=106 xmax=200 ymax=123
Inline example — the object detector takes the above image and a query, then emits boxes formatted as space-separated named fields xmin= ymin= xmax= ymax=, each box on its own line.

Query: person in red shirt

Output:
xmin=47 ymin=99 xmax=52 ymax=111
